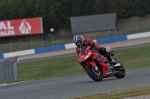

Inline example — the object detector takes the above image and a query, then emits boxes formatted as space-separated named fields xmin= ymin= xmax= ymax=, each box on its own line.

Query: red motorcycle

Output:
xmin=78 ymin=46 xmax=126 ymax=82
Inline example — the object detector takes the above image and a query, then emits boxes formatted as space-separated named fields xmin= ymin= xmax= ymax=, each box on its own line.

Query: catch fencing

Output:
xmin=0 ymin=56 xmax=19 ymax=82
xmin=1 ymin=14 xmax=150 ymax=53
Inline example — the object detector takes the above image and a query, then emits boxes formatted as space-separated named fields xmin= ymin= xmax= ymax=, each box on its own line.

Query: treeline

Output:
xmin=0 ymin=0 xmax=150 ymax=32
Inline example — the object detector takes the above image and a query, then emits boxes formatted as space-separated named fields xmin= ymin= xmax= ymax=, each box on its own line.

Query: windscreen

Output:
xmin=80 ymin=46 xmax=89 ymax=55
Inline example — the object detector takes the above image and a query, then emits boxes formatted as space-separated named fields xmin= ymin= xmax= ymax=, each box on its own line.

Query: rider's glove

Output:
xmin=99 ymin=47 xmax=111 ymax=55
xmin=106 ymin=47 xmax=111 ymax=53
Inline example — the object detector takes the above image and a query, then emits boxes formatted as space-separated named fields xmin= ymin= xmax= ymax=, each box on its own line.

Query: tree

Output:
xmin=0 ymin=0 xmax=150 ymax=31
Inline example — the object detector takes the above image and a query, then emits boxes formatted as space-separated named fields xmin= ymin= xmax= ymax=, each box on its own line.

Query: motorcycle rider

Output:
xmin=74 ymin=34 xmax=116 ymax=77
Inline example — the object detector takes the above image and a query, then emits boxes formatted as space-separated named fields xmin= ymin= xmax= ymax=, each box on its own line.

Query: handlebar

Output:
xmin=92 ymin=48 xmax=99 ymax=52
xmin=105 ymin=51 xmax=114 ymax=56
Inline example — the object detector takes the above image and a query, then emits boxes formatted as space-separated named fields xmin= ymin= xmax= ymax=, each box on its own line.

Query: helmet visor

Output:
xmin=76 ymin=41 xmax=82 ymax=47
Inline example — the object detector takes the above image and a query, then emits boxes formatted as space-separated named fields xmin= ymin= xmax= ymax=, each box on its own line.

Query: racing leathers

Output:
xmin=75 ymin=38 xmax=110 ymax=77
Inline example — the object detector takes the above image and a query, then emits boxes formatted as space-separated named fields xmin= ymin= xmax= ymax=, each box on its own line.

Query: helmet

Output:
xmin=74 ymin=34 xmax=84 ymax=47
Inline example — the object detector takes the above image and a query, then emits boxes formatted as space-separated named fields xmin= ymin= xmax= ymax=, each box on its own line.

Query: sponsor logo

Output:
xmin=0 ymin=17 xmax=42 ymax=37
xmin=19 ymin=19 xmax=32 ymax=34
xmin=0 ymin=21 xmax=14 ymax=36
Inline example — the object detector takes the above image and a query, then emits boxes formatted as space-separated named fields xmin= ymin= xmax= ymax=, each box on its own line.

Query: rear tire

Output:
xmin=114 ymin=60 xmax=126 ymax=78
xmin=84 ymin=64 xmax=103 ymax=82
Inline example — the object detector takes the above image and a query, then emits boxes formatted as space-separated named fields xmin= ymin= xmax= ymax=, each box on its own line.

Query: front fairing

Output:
xmin=78 ymin=46 xmax=98 ymax=64
xmin=78 ymin=51 xmax=92 ymax=63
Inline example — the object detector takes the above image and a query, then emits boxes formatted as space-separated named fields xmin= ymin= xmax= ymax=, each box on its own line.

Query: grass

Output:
xmin=17 ymin=46 xmax=150 ymax=81
xmin=1 ymin=46 xmax=150 ymax=99
xmin=18 ymin=55 xmax=84 ymax=81
xmin=71 ymin=86 xmax=150 ymax=99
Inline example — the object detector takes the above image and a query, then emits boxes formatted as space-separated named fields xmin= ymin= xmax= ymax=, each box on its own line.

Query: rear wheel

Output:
xmin=113 ymin=60 xmax=126 ymax=78
xmin=84 ymin=64 xmax=103 ymax=82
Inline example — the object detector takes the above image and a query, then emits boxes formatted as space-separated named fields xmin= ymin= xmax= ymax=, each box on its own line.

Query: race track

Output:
xmin=1 ymin=38 xmax=150 ymax=99
xmin=0 ymin=68 xmax=150 ymax=99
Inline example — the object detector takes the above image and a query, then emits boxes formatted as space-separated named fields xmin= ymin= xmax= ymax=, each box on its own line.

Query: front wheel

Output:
xmin=84 ymin=64 xmax=103 ymax=82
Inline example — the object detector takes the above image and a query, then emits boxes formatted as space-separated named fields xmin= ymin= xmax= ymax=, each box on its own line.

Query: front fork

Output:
xmin=85 ymin=61 xmax=97 ymax=68
xmin=85 ymin=61 xmax=101 ymax=71
xmin=94 ymin=54 xmax=109 ymax=77
xmin=85 ymin=61 xmax=108 ymax=77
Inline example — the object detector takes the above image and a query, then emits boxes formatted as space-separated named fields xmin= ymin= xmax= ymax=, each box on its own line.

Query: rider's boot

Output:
xmin=111 ymin=59 xmax=122 ymax=67
xmin=110 ymin=59 xmax=117 ymax=66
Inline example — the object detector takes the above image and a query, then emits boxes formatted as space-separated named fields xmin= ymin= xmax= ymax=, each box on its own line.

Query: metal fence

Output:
xmin=0 ymin=56 xmax=19 ymax=82
xmin=1 ymin=14 xmax=150 ymax=53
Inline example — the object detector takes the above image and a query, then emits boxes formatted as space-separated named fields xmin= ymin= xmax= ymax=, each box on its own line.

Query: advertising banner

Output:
xmin=0 ymin=17 xmax=43 ymax=37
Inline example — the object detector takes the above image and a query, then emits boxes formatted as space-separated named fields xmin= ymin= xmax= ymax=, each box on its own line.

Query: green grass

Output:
xmin=17 ymin=46 xmax=150 ymax=81
xmin=1 ymin=46 xmax=150 ymax=99
xmin=18 ymin=56 xmax=84 ymax=81
xmin=72 ymin=86 xmax=150 ymax=99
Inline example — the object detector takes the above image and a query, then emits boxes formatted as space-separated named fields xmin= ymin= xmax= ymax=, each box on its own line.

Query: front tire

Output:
xmin=84 ymin=64 xmax=103 ymax=82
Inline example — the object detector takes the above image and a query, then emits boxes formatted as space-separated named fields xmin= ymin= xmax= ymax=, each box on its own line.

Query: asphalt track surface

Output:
xmin=0 ymin=69 xmax=150 ymax=99
xmin=1 ymin=39 xmax=150 ymax=99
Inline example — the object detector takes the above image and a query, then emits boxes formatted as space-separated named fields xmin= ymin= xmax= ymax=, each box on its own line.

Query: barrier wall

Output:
xmin=1 ymin=32 xmax=150 ymax=59
xmin=35 ymin=45 xmax=65 ymax=54
xmin=3 ymin=49 xmax=35 ymax=58
xmin=96 ymin=35 xmax=127 ymax=44
xmin=0 ymin=54 xmax=4 ymax=59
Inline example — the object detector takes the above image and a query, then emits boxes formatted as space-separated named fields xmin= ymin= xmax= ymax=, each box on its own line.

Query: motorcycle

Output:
xmin=78 ymin=46 xmax=126 ymax=82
